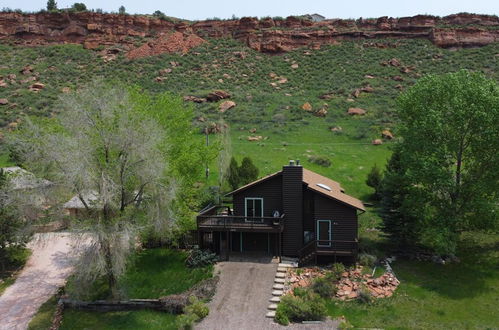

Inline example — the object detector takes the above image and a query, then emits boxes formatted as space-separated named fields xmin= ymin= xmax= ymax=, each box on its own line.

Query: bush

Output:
xmin=358 ymin=253 xmax=377 ymax=267
xmin=275 ymin=290 xmax=327 ymax=325
xmin=185 ymin=247 xmax=218 ymax=268
xmin=311 ymin=277 xmax=335 ymax=298
xmin=358 ymin=285 xmax=373 ymax=304
xmin=308 ymin=155 xmax=331 ymax=167
xmin=185 ymin=296 xmax=209 ymax=319
xmin=330 ymin=262 xmax=346 ymax=280
xmin=177 ymin=312 xmax=198 ymax=330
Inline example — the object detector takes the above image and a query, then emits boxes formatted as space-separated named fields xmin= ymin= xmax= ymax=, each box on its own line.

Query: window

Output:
xmin=245 ymin=198 xmax=263 ymax=222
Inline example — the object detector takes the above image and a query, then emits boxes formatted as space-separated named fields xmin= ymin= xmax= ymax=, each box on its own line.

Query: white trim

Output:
xmin=244 ymin=197 xmax=264 ymax=222
xmin=316 ymin=220 xmax=332 ymax=247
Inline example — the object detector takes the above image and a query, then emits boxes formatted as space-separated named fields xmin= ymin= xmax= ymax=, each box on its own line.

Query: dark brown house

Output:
xmin=197 ymin=161 xmax=365 ymax=265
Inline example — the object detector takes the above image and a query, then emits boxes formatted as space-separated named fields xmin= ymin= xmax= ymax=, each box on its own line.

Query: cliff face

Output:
xmin=0 ymin=12 xmax=498 ymax=55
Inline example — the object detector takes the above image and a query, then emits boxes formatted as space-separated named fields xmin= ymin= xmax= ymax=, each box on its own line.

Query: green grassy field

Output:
xmin=28 ymin=248 xmax=212 ymax=330
xmin=4 ymin=36 xmax=498 ymax=329
xmin=0 ymin=247 xmax=31 ymax=296
xmin=327 ymin=232 xmax=499 ymax=329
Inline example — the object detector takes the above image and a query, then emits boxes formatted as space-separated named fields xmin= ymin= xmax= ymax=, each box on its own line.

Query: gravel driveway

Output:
xmin=0 ymin=233 xmax=84 ymax=330
xmin=196 ymin=258 xmax=338 ymax=330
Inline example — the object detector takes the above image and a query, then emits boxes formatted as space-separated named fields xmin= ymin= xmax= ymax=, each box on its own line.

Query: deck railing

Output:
xmin=298 ymin=239 xmax=358 ymax=265
xmin=197 ymin=214 xmax=285 ymax=231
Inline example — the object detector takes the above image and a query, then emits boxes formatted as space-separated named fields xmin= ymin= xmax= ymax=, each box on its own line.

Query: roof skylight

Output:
xmin=316 ymin=183 xmax=332 ymax=191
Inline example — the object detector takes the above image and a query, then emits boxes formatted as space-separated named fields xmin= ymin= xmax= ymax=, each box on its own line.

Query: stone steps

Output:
xmin=269 ymin=296 xmax=280 ymax=303
xmin=272 ymin=290 xmax=284 ymax=296
xmin=266 ymin=311 xmax=276 ymax=318
xmin=273 ymin=283 xmax=284 ymax=290
xmin=268 ymin=303 xmax=278 ymax=310
xmin=275 ymin=272 xmax=286 ymax=278
xmin=274 ymin=278 xmax=285 ymax=284
xmin=277 ymin=267 xmax=287 ymax=272
xmin=278 ymin=262 xmax=298 ymax=268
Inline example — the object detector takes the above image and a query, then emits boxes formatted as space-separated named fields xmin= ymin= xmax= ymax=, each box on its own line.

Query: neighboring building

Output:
xmin=197 ymin=161 xmax=364 ymax=265
xmin=2 ymin=166 xmax=53 ymax=207
xmin=63 ymin=191 xmax=101 ymax=217
xmin=304 ymin=13 xmax=326 ymax=22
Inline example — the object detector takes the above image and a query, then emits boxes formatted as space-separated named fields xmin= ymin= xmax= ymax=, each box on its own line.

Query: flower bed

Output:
xmin=285 ymin=264 xmax=400 ymax=301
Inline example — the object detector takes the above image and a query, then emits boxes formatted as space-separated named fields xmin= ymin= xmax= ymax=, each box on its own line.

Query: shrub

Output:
xmin=330 ymin=262 xmax=346 ymax=280
xmin=308 ymin=155 xmax=332 ymax=167
xmin=366 ymin=164 xmax=383 ymax=200
xmin=177 ymin=312 xmax=198 ymax=330
xmin=275 ymin=291 xmax=327 ymax=325
xmin=185 ymin=247 xmax=218 ymax=268
xmin=358 ymin=285 xmax=373 ymax=304
xmin=185 ymin=296 xmax=209 ymax=319
xmin=358 ymin=253 xmax=377 ymax=267
xmin=275 ymin=307 xmax=290 ymax=325
xmin=292 ymin=286 xmax=308 ymax=298
xmin=311 ymin=277 xmax=335 ymax=298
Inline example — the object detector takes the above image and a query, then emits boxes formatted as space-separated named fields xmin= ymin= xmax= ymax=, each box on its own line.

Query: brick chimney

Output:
xmin=282 ymin=160 xmax=303 ymax=256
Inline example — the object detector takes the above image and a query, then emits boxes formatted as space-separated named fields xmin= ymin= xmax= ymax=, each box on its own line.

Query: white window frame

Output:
xmin=316 ymin=219 xmax=332 ymax=247
xmin=244 ymin=197 xmax=264 ymax=222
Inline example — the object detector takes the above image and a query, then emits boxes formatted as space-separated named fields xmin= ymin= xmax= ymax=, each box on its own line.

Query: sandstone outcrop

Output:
xmin=0 ymin=12 xmax=497 ymax=57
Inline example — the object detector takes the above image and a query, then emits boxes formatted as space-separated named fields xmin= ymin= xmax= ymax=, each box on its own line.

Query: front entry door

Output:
xmin=317 ymin=220 xmax=332 ymax=247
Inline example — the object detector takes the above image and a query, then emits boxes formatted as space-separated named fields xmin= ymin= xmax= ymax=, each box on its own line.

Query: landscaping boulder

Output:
xmin=61 ymin=87 xmax=71 ymax=93
xmin=351 ymin=89 xmax=361 ymax=98
xmin=219 ymin=100 xmax=236 ymax=112
xmin=0 ymin=98 xmax=8 ymax=105
xmin=330 ymin=126 xmax=342 ymax=132
xmin=381 ymin=130 xmax=394 ymax=139
xmin=291 ymin=63 xmax=299 ymax=69
xmin=372 ymin=139 xmax=383 ymax=145
xmin=315 ymin=108 xmax=327 ymax=117
xmin=184 ymin=95 xmax=207 ymax=103
xmin=388 ymin=58 xmax=401 ymax=67
xmin=302 ymin=102 xmax=313 ymax=111
xmin=347 ymin=107 xmax=366 ymax=115
xmin=392 ymin=75 xmax=404 ymax=81
xmin=360 ymin=86 xmax=374 ymax=93
xmin=207 ymin=90 xmax=231 ymax=102
xmin=247 ymin=135 xmax=263 ymax=141
xmin=159 ymin=68 xmax=173 ymax=75
xmin=20 ymin=65 xmax=34 ymax=75
xmin=29 ymin=82 xmax=45 ymax=91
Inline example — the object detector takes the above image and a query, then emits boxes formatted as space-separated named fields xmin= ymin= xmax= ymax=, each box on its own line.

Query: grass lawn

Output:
xmin=327 ymin=231 xmax=499 ymax=329
xmin=29 ymin=248 xmax=213 ymax=330
xmin=0 ymin=247 xmax=31 ymax=296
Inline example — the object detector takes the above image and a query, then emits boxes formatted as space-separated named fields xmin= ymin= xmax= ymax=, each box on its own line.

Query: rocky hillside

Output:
xmin=1 ymin=12 xmax=498 ymax=55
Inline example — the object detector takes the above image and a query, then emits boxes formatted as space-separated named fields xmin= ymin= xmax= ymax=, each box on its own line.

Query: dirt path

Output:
xmin=196 ymin=259 xmax=339 ymax=330
xmin=0 ymin=233 xmax=84 ymax=330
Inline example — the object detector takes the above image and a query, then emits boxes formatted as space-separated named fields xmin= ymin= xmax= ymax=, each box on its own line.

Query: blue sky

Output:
xmin=2 ymin=0 xmax=498 ymax=20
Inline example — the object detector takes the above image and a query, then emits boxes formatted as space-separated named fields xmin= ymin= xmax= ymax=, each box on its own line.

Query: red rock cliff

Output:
xmin=0 ymin=12 xmax=497 ymax=54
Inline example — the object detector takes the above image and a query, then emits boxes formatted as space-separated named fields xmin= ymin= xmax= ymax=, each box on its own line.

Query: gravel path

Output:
xmin=196 ymin=259 xmax=338 ymax=330
xmin=0 ymin=233 xmax=84 ymax=330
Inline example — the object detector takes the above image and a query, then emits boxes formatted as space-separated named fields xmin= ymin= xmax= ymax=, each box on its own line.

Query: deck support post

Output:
xmin=226 ymin=230 xmax=230 ymax=261
xmin=198 ymin=231 xmax=202 ymax=249
xmin=278 ymin=232 xmax=282 ymax=263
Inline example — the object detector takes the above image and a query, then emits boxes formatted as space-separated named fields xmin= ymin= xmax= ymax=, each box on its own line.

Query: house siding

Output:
xmin=313 ymin=193 xmax=358 ymax=251
xmin=233 ymin=174 xmax=283 ymax=217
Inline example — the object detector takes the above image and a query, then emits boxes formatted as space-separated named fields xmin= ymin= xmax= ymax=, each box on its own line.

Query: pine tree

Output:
xmin=366 ymin=164 xmax=382 ymax=200
xmin=238 ymin=157 xmax=259 ymax=186
xmin=379 ymin=148 xmax=419 ymax=249
xmin=227 ymin=157 xmax=240 ymax=190
xmin=118 ymin=5 xmax=126 ymax=14
xmin=46 ymin=0 xmax=57 ymax=11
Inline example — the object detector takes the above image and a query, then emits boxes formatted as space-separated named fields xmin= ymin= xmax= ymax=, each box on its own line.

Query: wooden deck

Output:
xmin=197 ymin=214 xmax=284 ymax=233
xmin=298 ymin=239 xmax=358 ymax=265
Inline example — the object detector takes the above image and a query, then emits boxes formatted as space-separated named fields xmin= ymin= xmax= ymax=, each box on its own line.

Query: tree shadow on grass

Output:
xmin=395 ymin=232 xmax=499 ymax=300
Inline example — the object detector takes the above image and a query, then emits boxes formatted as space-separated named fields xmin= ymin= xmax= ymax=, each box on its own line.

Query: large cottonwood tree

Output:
xmin=394 ymin=70 xmax=499 ymax=254
xmin=13 ymin=81 xmax=209 ymax=297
